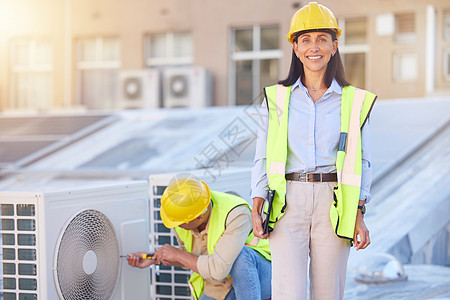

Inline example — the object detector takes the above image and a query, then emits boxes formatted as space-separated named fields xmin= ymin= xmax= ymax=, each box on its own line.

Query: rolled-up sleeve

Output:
xmin=360 ymin=118 xmax=373 ymax=203
xmin=251 ymin=100 xmax=269 ymax=200
xmin=196 ymin=206 xmax=252 ymax=281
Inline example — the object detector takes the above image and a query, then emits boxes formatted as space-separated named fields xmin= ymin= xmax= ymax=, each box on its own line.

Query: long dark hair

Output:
xmin=278 ymin=30 xmax=350 ymax=88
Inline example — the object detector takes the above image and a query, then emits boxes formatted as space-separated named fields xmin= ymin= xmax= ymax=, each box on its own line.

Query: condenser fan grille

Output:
xmin=55 ymin=209 xmax=120 ymax=300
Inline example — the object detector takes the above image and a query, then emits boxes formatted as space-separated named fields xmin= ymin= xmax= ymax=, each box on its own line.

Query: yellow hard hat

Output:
xmin=287 ymin=2 xmax=342 ymax=43
xmin=160 ymin=178 xmax=211 ymax=228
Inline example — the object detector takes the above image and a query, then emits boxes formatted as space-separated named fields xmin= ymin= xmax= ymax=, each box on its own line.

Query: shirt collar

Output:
xmin=293 ymin=77 xmax=343 ymax=95
xmin=329 ymin=78 xmax=343 ymax=95
xmin=292 ymin=77 xmax=302 ymax=91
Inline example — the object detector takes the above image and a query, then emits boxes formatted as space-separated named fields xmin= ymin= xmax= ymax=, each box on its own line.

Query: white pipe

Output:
xmin=253 ymin=26 xmax=261 ymax=104
xmin=63 ymin=0 xmax=72 ymax=108
xmin=425 ymin=5 xmax=436 ymax=95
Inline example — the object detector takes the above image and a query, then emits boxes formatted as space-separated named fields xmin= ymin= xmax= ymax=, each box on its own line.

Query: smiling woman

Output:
xmin=278 ymin=7 xmax=349 ymax=101
xmin=294 ymin=32 xmax=337 ymax=97
xmin=250 ymin=2 xmax=377 ymax=300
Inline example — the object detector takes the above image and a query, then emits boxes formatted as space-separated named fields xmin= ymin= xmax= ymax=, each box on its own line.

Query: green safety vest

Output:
xmin=174 ymin=191 xmax=271 ymax=300
xmin=264 ymin=84 xmax=376 ymax=242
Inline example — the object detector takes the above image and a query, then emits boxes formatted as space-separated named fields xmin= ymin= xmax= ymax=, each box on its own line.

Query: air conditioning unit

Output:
xmin=163 ymin=66 xmax=213 ymax=108
xmin=0 ymin=181 xmax=151 ymax=300
xmin=148 ymin=168 xmax=251 ymax=300
xmin=118 ymin=69 xmax=161 ymax=109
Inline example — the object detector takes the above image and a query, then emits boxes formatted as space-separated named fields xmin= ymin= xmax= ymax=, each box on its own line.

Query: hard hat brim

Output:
xmin=287 ymin=28 xmax=342 ymax=43
xmin=160 ymin=206 xmax=183 ymax=228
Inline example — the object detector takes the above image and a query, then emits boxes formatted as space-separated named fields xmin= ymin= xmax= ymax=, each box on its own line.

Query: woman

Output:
xmin=251 ymin=2 xmax=376 ymax=299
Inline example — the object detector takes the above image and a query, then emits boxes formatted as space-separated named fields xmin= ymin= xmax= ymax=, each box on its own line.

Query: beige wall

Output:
xmin=70 ymin=0 xmax=296 ymax=107
xmin=328 ymin=0 xmax=450 ymax=98
xmin=1 ymin=0 xmax=449 ymax=112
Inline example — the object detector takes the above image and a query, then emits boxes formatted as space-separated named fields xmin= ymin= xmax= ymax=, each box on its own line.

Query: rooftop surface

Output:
xmin=0 ymin=96 xmax=449 ymax=299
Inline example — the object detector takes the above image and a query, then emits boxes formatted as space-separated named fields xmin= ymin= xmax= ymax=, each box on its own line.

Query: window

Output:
xmin=393 ymin=53 xmax=418 ymax=82
xmin=75 ymin=37 xmax=120 ymax=109
xmin=444 ymin=48 xmax=450 ymax=81
xmin=230 ymin=25 xmax=282 ymax=105
xmin=344 ymin=18 xmax=367 ymax=45
xmin=339 ymin=18 xmax=369 ymax=89
xmin=444 ymin=10 xmax=450 ymax=41
xmin=395 ymin=13 xmax=416 ymax=43
xmin=344 ymin=53 xmax=366 ymax=89
xmin=9 ymin=39 xmax=53 ymax=110
xmin=144 ymin=32 xmax=192 ymax=66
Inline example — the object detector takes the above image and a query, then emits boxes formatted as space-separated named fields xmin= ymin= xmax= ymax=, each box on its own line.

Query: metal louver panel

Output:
xmin=0 ymin=202 xmax=38 ymax=300
xmin=149 ymin=182 xmax=193 ymax=300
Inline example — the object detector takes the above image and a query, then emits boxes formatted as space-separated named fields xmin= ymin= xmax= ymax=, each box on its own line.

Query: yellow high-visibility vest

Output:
xmin=174 ymin=191 xmax=271 ymax=299
xmin=264 ymin=84 xmax=376 ymax=242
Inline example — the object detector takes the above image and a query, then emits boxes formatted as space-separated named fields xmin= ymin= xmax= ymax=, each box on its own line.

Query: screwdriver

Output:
xmin=120 ymin=252 xmax=155 ymax=259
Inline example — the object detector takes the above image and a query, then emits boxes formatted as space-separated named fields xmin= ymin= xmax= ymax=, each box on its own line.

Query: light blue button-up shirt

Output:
xmin=251 ymin=77 xmax=373 ymax=203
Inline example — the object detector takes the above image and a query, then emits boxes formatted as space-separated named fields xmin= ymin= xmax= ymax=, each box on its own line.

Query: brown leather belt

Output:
xmin=285 ymin=172 xmax=337 ymax=182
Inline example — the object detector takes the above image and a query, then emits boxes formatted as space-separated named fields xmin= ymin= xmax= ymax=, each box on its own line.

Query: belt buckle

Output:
xmin=307 ymin=173 xmax=322 ymax=182
xmin=297 ymin=173 xmax=307 ymax=181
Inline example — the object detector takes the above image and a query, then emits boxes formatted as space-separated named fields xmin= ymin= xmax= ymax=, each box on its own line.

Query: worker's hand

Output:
xmin=126 ymin=252 xmax=156 ymax=268
xmin=353 ymin=211 xmax=370 ymax=250
xmin=154 ymin=244 xmax=182 ymax=266
xmin=252 ymin=197 xmax=269 ymax=239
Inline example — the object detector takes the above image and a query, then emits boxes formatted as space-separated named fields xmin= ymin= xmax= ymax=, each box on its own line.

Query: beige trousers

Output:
xmin=269 ymin=181 xmax=350 ymax=300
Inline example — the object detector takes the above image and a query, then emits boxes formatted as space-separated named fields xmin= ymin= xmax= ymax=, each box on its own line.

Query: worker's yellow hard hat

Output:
xmin=286 ymin=2 xmax=342 ymax=43
xmin=160 ymin=178 xmax=211 ymax=228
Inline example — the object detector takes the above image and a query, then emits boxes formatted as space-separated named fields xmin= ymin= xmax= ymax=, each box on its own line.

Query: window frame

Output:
xmin=144 ymin=32 xmax=193 ymax=66
xmin=229 ymin=25 xmax=282 ymax=106
xmin=392 ymin=52 xmax=418 ymax=83
xmin=395 ymin=12 xmax=417 ymax=43
xmin=9 ymin=38 xmax=53 ymax=110
xmin=338 ymin=17 xmax=369 ymax=89
xmin=74 ymin=37 xmax=121 ymax=109
xmin=443 ymin=48 xmax=450 ymax=81
xmin=444 ymin=10 xmax=450 ymax=41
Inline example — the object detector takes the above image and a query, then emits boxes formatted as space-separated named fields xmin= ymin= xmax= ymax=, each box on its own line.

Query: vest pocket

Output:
xmin=329 ymin=200 xmax=339 ymax=233
xmin=329 ymin=186 xmax=339 ymax=233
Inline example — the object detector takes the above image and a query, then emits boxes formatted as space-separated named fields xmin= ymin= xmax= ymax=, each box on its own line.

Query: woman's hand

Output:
xmin=353 ymin=210 xmax=370 ymax=250
xmin=252 ymin=197 xmax=269 ymax=239
xmin=126 ymin=252 xmax=157 ymax=268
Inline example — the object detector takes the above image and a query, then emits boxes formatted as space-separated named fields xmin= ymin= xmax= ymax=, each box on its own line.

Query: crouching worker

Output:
xmin=127 ymin=177 xmax=272 ymax=300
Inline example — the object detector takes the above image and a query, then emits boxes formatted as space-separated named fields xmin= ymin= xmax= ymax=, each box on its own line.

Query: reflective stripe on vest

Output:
xmin=264 ymin=84 xmax=377 ymax=241
xmin=263 ymin=85 xmax=292 ymax=230
xmin=174 ymin=191 xmax=271 ymax=299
